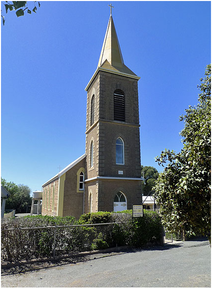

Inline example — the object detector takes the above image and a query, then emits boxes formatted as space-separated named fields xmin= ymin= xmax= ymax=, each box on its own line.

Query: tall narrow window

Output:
xmin=79 ymin=172 xmax=84 ymax=190
xmin=90 ymin=95 xmax=95 ymax=126
xmin=116 ymin=138 xmax=124 ymax=165
xmin=89 ymin=193 xmax=92 ymax=213
xmin=90 ymin=141 xmax=94 ymax=168
xmin=114 ymin=89 xmax=125 ymax=122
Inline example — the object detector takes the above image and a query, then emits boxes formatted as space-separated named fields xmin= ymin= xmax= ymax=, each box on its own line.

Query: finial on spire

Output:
xmin=109 ymin=3 xmax=114 ymax=16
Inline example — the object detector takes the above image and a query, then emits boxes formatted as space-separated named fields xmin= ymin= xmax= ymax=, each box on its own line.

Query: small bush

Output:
xmin=111 ymin=223 xmax=130 ymax=246
xmin=129 ymin=211 xmax=163 ymax=247
xmin=79 ymin=211 xmax=112 ymax=224
xmin=91 ymin=232 xmax=109 ymax=250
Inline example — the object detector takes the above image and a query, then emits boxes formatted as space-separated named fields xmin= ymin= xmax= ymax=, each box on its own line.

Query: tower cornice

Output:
xmin=85 ymin=66 xmax=140 ymax=92
xmin=85 ymin=119 xmax=140 ymax=135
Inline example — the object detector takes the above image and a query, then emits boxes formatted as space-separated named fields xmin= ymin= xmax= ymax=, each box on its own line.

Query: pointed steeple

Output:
xmin=98 ymin=15 xmax=124 ymax=68
xmin=85 ymin=12 xmax=139 ymax=91
xmin=97 ymin=15 xmax=138 ymax=77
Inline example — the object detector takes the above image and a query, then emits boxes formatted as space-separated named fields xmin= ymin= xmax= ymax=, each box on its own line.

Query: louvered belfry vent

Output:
xmin=114 ymin=89 xmax=125 ymax=122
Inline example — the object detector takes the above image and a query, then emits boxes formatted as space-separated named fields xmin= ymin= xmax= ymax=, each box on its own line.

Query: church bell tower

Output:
xmin=84 ymin=10 xmax=142 ymax=213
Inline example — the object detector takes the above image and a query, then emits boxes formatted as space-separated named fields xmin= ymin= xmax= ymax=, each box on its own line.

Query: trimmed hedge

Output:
xmin=79 ymin=211 xmax=113 ymax=224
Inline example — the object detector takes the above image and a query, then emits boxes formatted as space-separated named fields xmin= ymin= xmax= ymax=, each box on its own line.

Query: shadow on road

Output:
xmin=1 ymin=255 xmax=88 ymax=276
xmin=0 ymin=241 xmax=193 ymax=276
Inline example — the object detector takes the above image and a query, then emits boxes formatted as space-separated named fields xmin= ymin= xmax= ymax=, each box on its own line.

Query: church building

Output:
xmin=42 ymin=10 xmax=142 ymax=219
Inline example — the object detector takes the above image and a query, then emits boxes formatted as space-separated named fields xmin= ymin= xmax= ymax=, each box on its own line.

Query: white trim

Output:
xmin=42 ymin=154 xmax=86 ymax=187
xmin=85 ymin=176 xmax=142 ymax=183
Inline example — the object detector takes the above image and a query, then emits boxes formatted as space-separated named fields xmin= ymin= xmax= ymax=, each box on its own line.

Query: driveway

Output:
xmin=1 ymin=239 xmax=211 ymax=287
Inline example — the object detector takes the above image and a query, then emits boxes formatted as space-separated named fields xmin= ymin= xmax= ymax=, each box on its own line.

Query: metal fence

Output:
xmin=1 ymin=222 xmax=123 ymax=263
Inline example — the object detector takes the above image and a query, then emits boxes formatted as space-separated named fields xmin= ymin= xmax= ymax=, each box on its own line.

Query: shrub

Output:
xmin=111 ymin=222 xmax=130 ymax=246
xmin=91 ymin=232 xmax=109 ymax=250
xmin=79 ymin=211 xmax=112 ymax=224
xmin=129 ymin=211 xmax=163 ymax=247
xmin=1 ymin=211 xmax=163 ymax=263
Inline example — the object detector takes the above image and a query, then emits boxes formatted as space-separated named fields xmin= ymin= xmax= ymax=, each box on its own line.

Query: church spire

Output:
xmin=85 ymin=8 xmax=139 ymax=91
xmin=98 ymin=14 xmax=124 ymax=69
xmin=97 ymin=10 xmax=139 ymax=78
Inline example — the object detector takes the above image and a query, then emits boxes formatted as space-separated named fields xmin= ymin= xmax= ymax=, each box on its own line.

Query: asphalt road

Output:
xmin=1 ymin=240 xmax=211 ymax=287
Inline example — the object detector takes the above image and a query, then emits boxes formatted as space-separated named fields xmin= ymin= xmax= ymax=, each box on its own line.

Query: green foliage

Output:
xmin=111 ymin=222 xmax=130 ymax=246
xmin=154 ymin=64 xmax=211 ymax=239
xmin=115 ymin=209 xmax=132 ymax=214
xmin=1 ymin=178 xmax=32 ymax=213
xmin=22 ymin=214 xmax=76 ymax=226
xmin=38 ymin=231 xmax=54 ymax=256
xmin=130 ymin=211 xmax=163 ymax=247
xmin=79 ymin=211 xmax=113 ymax=224
xmin=2 ymin=1 xmax=40 ymax=25
xmin=141 ymin=166 xmax=159 ymax=196
xmin=91 ymin=232 xmax=109 ymax=250
xmin=1 ymin=212 xmax=163 ymax=262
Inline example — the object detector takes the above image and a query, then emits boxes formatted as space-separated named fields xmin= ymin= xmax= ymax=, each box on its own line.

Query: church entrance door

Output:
xmin=113 ymin=192 xmax=127 ymax=212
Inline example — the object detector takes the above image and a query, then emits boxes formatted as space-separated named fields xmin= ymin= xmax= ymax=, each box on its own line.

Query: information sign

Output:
xmin=133 ymin=205 xmax=143 ymax=217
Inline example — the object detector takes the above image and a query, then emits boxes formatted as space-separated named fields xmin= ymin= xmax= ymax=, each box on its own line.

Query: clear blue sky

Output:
xmin=1 ymin=1 xmax=211 ymax=194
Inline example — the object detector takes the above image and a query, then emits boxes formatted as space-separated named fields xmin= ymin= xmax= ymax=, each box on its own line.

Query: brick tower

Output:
xmin=84 ymin=13 xmax=142 ymax=213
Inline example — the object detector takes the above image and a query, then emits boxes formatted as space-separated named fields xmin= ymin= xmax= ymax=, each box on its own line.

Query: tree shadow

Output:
xmin=1 ymin=255 xmax=88 ymax=276
xmin=1 ymin=243 xmax=183 ymax=275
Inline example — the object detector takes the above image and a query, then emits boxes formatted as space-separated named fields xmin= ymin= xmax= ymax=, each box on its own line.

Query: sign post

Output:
xmin=132 ymin=205 xmax=143 ymax=218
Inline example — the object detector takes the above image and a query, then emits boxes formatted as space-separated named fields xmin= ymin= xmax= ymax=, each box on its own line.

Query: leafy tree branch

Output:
xmin=154 ymin=64 xmax=211 ymax=241
xmin=1 ymin=1 xmax=40 ymax=25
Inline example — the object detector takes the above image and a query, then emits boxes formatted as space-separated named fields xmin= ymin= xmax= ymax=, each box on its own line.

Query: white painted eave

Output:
xmin=42 ymin=154 xmax=86 ymax=187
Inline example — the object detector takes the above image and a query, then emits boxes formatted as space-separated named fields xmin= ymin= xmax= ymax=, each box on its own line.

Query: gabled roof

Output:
xmin=142 ymin=196 xmax=155 ymax=204
xmin=42 ymin=154 xmax=86 ymax=187
xmin=85 ymin=15 xmax=139 ymax=91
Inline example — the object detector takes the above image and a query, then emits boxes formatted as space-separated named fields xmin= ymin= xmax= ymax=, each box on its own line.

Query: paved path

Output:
xmin=1 ymin=240 xmax=211 ymax=287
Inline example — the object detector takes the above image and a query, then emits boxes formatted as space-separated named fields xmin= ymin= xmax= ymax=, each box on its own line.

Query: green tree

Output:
xmin=154 ymin=64 xmax=211 ymax=241
xmin=1 ymin=1 xmax=40 ymax=25
xmin=141 ymin=166 xmax=159 ymax=196
xmin=1 ymin=178 xmax=32 ymax=213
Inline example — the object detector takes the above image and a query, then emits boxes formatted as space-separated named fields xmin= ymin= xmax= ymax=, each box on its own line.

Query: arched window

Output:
xmin=114 ymin=192 xmax=127 ymax=212
xmin=79 ymin=172 xmax=84 ymax=190
xmin=90 ymin=141 xmax=94 ymax=168
xmin=114 ymin=89 xmax=125 ymax=122
xmin=77 ymin=168 xmax=85 ymax=192
xmin=114 ymin=192 xmax=127 ymax=202
xmin=90 ymin=95 xmax=95 ymax=126
xmin=116 ymin=137 xmax=124 ymax=165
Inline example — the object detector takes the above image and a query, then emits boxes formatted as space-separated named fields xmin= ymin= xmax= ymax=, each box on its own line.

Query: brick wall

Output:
xmin=42 ymin=178 xmax=59 ymax=216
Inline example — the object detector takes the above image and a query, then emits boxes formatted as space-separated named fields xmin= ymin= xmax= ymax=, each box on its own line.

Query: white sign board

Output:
xmin=133 ymin=205 xmax=143 ymax=217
